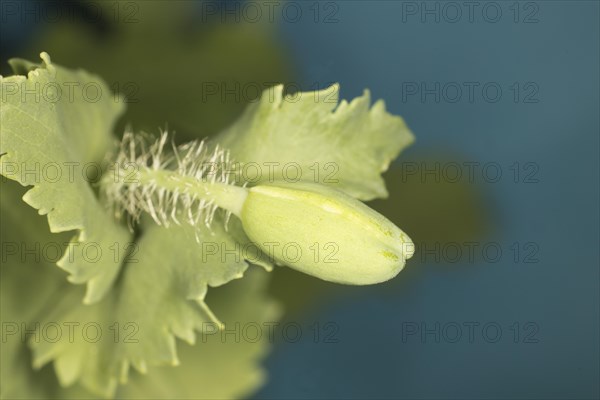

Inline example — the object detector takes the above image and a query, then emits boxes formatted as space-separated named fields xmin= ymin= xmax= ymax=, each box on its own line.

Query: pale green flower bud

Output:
xmin=240 ymin=182 xmax=414 ymax=285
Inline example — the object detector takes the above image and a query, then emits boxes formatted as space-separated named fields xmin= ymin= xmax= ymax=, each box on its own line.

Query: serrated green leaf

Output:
xmin=216 ymin=84 xmax=415 ymax=201
xmin=116 ymin=268 xmax=280 ymax=400
xmin=115 ymin=217 xmax=250 ymax=372
xmin=0 ymin=188 xmax=279 ymax=400
xmin=26 ymin=266 xmax=280 ymax=400
xmin=0 ymin=49 xmax=285 ymax=398
xmin=0 ymin=181 xmax=72 ymax=399
xmin=28 ymin=215 xmax=263 ymax=397
xmin=0 ymin=53 xmax=132 ymax=303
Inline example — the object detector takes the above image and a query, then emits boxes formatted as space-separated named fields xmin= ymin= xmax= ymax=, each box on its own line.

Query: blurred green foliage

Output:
xmin=24 ymin=0 xmax=293 ymax=141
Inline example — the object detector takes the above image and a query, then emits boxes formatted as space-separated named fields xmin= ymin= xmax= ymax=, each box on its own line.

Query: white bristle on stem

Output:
xmin=102 ymin=130 xmax=246 ymax=232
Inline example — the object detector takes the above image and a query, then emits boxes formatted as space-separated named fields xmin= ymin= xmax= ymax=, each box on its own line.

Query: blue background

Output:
xmin=256 ymin=2 xmax=599 ymax=398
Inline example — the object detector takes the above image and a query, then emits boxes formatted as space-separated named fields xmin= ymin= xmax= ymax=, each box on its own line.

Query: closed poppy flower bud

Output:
xmin=239 ymin=182 xmax=414 ymax=285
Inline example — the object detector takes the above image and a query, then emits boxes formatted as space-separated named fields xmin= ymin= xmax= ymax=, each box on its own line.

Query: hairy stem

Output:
xmin=136 ymin=168 xmax=248 ymax=217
